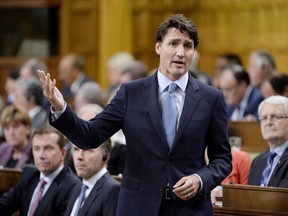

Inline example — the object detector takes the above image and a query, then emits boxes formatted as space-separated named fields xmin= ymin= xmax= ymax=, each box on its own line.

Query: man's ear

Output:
xmin=283 ymin=86 xmax=288 ymax=97
xmin=155 ymin=43 xmax=161 ymax=55
xmin=62 ymin=147 xmax=68 ymax=160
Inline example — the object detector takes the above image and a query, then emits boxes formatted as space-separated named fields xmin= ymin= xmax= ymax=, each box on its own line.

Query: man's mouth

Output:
xmin=172 ymin=60 xmax=184 ymax=64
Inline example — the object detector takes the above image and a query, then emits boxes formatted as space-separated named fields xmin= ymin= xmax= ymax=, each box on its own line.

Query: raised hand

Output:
xmin=38 ymin=70 xmax=65 ymax=111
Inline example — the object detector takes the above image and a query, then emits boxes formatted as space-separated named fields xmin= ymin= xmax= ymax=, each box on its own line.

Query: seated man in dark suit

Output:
xmin=218 ymin=64 xmax=263 ymax=121
xmin=0 ymin=125 xmax=81 ymax=216
xmin=64 ymin=104 xmax=120 ymax=216
xmin=248 ymin=95 xmax=288 ymax=187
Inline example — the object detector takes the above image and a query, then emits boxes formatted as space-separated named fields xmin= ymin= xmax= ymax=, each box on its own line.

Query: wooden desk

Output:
xmin=228 ymin=121 xmax=267 ymax=153
xmin=214 ymin=206 xmax=288 ymax=216
xmin=0 ymin=167 xmax=21 ymax=194
xmin=213 ymin=184 xmax=288 ymax=215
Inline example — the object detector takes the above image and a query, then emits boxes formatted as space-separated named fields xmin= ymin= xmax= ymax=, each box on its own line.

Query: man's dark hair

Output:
xmin=156 ymin=14 xmax=199 ymax=47
xmin=269 ymin=74 xmax=288 ymax=95
xmin=71 ymin=54 xmax=85 ymax=71
xmin=32 ymin=125 xmax=66 ymax=149
xmin=15 ymin=77 xmax=44 ymax=106
xmin=227 ymin=64 xmax=250 ymax=86
xmin=219 ymin=53 xmax=243 ymax=66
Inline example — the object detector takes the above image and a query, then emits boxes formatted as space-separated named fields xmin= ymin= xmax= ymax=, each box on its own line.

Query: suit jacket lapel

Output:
xmin=64 ymin=185 xmax=81 ymax=216
xmin=35 ymin=167 xmax=66 ymax=215
xmin=23 ymin=176 xmax=39 ymax=215
xmin=80 ymin=173 xmax=109 ymax=216
xmin=142 ymin=73 xmax=168 ymax=147
xmin=271 ymin=147 xmax=288 ymax=179
xmin=172 ymin=76 xmax=201 ymax=150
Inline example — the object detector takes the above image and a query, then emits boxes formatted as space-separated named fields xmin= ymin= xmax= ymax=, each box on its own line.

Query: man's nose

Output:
xmin=176 ymin=46 xmax=185 ymax=57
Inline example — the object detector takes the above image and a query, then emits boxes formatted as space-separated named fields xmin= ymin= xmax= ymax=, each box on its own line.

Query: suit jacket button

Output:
xmin=167 ymin=160 xmax=171 ymax=165
xmin=160 ymin=186 xmax=164 ymax=191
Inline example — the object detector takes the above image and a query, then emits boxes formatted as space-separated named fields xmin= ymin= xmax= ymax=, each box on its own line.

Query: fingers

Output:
xmin=173 ymin=175 xmax=200 ymax=201
xmin=38 ymin=70 xmax=55 ymax=100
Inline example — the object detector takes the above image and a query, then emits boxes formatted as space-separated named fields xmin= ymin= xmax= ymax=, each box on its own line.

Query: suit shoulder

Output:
xmin=22 ymin=164 xmax=39 ymax=176
xmin=56 ymin=166 xmax=81 ymax=186
xmin=195 ymin=78 xmax=221 ymax=95
xmin=64 ymin=166 xmax=81 ymax=181
xmin=252 ymin=150 xmax=269 ymax=163
xmin=126 ymin=76 xmax=152 ymax=86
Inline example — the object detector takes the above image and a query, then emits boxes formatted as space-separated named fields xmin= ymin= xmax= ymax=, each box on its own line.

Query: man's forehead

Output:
xmin=164 ymin=28 xmax=193 ymax=39
xmin=260 ymin=103 xmax=284 ymax=112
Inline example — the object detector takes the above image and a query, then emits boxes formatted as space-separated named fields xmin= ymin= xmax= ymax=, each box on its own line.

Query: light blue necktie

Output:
xmin=74 ymin=184 xmax=88 ymax=216
xmin=162 ymin=83 xmax=178 ymax=148
xmin=260 ymin=151 xmax=277 ymax=186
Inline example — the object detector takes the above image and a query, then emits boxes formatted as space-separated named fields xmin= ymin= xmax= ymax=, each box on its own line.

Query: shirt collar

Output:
xmin=40 ymin=164 xmax=64 ymax=184
xmin=29 ymin=106 xmax=42 ymax=119
xmin=239 ymin=85 xmax=253 ymax=109
xmin=271 ymin=140 xmax=288 ymax=157
xmin=83 ymin=167 xmax=108 ymax=189
xmin=157 ymin=69 xmax=188 ymax=93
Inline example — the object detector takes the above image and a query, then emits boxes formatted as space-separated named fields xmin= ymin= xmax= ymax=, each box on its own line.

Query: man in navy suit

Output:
xmin=0 ymin=125 xmax=81 ymax=216
xmin=248 ymin=95 xmax=288 ymax=187
xmin=218 ymin=64 xmax=263 ymax=121
xmin=64 ymin=103 xmax=120 ymax=216
xmin=38 ymin=14 xmax=232 ymax=216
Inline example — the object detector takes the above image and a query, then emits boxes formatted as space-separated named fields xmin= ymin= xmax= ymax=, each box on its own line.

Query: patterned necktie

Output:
xmin=260 ymin=151 xmax=277 ymax=186
xmin=162 ymin=83 xmax=178 ymax=148
xmin=29 ymin=178 xmax=46 ymax=216
xmin=74 ymin=184 xmax=88 ymax=216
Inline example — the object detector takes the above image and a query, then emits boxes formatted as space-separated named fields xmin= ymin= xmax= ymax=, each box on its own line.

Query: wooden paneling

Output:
xmin=1 ymin=0 xmax=288 ymax=94
xmin=132 ymin=0 xmax=288 ymax=78
xmin=0 ymin=0 xmax=60 ymax=7
xmin=60 ymin=0 xmax=99 ymax=83
xmin=228 ymin=121 xmax=267 ymax=153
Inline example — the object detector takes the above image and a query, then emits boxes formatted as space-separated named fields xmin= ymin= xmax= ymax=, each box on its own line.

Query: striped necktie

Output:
xmin=29 ymin=178 xmax=46 ymax=216
xmin=260 ymin=151 xmax=277 ymax=186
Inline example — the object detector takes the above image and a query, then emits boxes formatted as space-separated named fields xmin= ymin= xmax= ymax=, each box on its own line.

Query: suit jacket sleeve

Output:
xmin=194 ymin=90 xmax=232 ymax=193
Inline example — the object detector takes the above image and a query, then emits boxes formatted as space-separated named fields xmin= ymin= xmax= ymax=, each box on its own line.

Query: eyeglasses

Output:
xmin=258 ymin=114 xmax=288 ymax=123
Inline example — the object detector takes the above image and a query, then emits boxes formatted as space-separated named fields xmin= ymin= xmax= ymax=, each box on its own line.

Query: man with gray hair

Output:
xmin=13 ymin=77 xmax=48 ymax=132
xmin=20 ymin=58 xmax=48 ymax=78
xmin=73 ymin=82 xmax=105 ymax=112
xmin=247 ymin=50 xmax=277 ymax=88
xmin=106 ymin=51 xmax=134 ymax=97
xmin=248 ymin=95 xmax=288 ymax=187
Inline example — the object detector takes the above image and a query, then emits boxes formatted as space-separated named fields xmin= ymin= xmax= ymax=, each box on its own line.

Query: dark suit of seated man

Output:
xmin=0 ymin=125 xmax=81 ymax=216
xmin=248 ymin=95 xmax=288 ymax=187
xmin=64 ymin=104 xmax=120 ymax=216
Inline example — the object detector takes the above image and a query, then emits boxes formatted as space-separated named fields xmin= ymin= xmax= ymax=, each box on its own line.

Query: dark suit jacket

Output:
xmin=226 ymin=86 xmax=263 ymax=119
xmin=64 ymin=172 xmax=120 ymax=216
xmin=50 ymin=73 xmax=232 ymax=216
xmin=0 ymin=164 xmax=81 ymax=216
xmin=108 ymin=142 xmax=126 ymax=175
xmin=248 ymin=147 xmax=288 ymax=187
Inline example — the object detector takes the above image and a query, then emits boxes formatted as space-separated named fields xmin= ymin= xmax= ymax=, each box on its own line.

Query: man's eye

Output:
xmin=184 ymin=44 xmax=192 ymax=49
